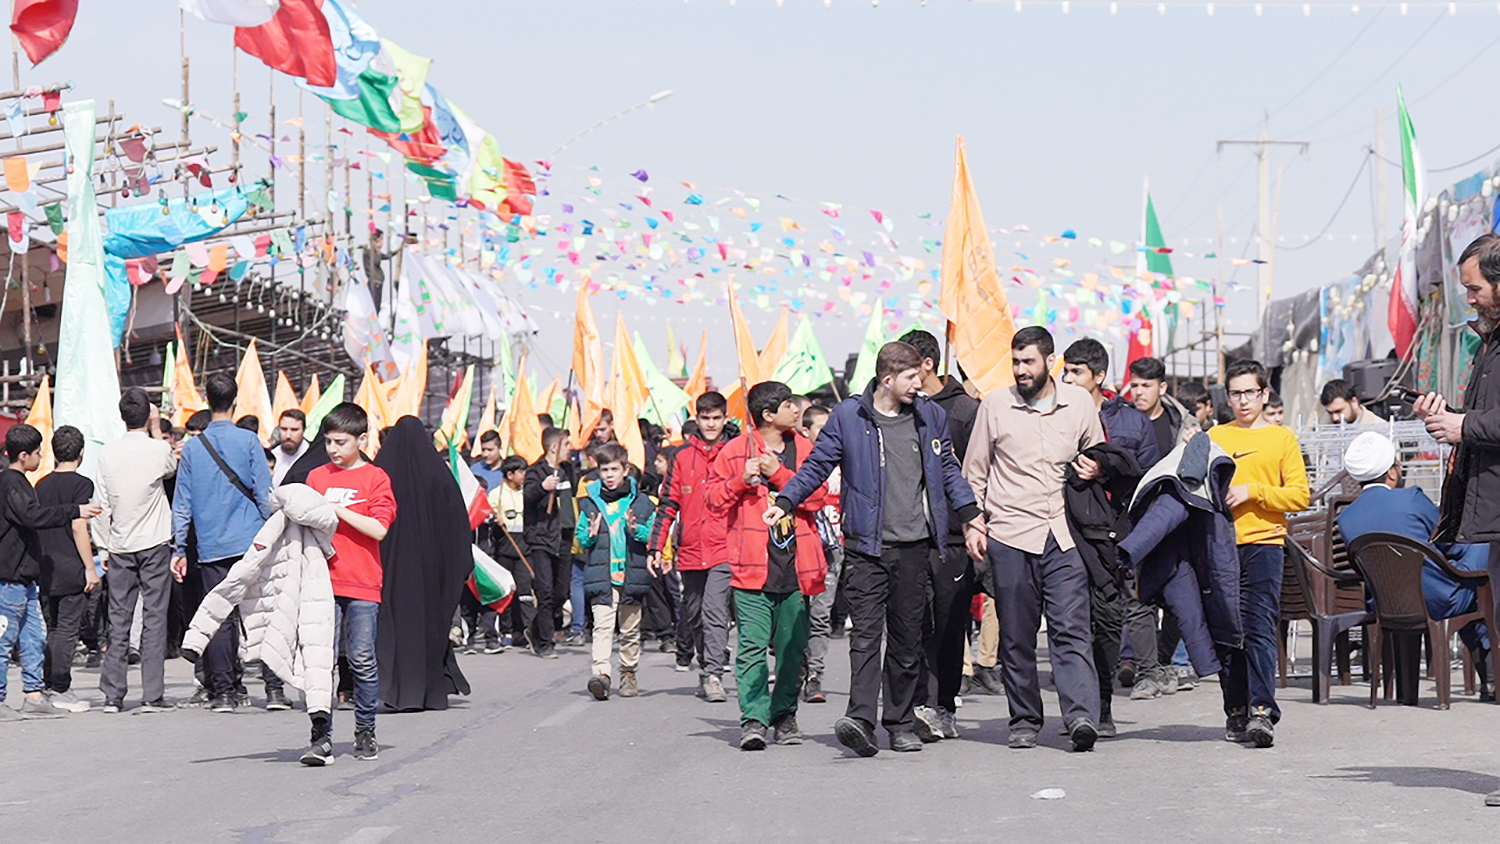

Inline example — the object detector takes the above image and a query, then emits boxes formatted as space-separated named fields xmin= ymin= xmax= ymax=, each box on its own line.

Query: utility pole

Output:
xmin=1375 ymin=107 xmax=1388 ymax=249
xmin=1217 ymin=131 xmax=1308 ymax=323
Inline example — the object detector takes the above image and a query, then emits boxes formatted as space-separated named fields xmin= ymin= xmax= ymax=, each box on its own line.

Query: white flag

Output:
xmin=179 ymin=0 xmax=280 ymax=27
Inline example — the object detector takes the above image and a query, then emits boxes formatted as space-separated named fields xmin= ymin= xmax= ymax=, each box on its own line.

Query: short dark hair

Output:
xmin=501 ymin=455 xmax=528 ymax=474
xmin=1063 ymin=338 xmax=1109 ymax=376
xmin=1225 ymin=358 xmax=1269 ymax=389
xmin=1175 ymin=380 xmax=1210 ymax=408
xmin=278 ymin=408 xmax=306 ymax=427
xmin=205 ymin=373 xmax=237 ymax=414
xmin=599 ymin=408 xmax=615 ymax=425
xmin=1459 ymin=233 xmax=1500 ymax=286
xmin=1319 ymin=378 xmax=1356 ymax=406
xmin=537 ymin=413 xmax=554 ymax=428
xmin=186 ymin=409 xmax=211 ymax=433
xmin=541 ymin=427 xmax=568 ymax=453
xmin=6 ymin=423 xmax=41 ymax=460
xmin=1011 ymin=326 xmax=1054 ymax=358
xmin=875 ymin=342 xmax=924 ymax=381
xmin=1266 ymin=390 xmax=1284 ymax=408
xmin=52 ymin=425 xmax=84 ymax=463
xmin=236 ymin=415 xmax=259 ymax=433
xmin=897 ymin=329 xmax=941 ymax=369
xmin=321 ymin=402 xmax=368 ymax=437
xmin=747 ymin=381 xmax=793 ymax=428
xmin=1128 ymin=357 xmax=1166 ymax=382
xmin=594 ymin=442 xmax=629 ymax=467
xmin=696 ymin=391 xmax=727 ymax=416
xmin=479 ymin=429 xmax=501 ymax=445
xmin=119 ymin=387 xmax=151 ymax=430
xmin=802 ymin=404 xmax=830 ymax=430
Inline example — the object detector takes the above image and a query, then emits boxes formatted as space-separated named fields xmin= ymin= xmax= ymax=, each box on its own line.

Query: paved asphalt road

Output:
xmin=5 ymin=635 xmax=1500 ymax=843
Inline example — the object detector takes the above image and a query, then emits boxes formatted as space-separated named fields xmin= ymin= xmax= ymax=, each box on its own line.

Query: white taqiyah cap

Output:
xmin=1343 ymin=431 xmax=1397 ymax=483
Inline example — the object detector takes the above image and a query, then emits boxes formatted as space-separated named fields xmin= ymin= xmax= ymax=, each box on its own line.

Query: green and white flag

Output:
xmin=633 ymin=331 xmax=692 ymax=426
xmin=772 ymin=316 xmax=834 ymax=395
xmin=847 ymin=306 xmax=886 ymax=395
xmin=1388 ymin=85 xmax=1424 ymax=358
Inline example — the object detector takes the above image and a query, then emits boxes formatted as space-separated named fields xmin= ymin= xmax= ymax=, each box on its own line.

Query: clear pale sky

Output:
xmin=31 ymin=0 xmax=1500 ymax=386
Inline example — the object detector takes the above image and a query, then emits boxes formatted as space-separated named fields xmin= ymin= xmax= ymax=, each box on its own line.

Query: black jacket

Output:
xmin=930 ymin=376 xmax=981 ymax=546
xmin=1100 ymin=396 xmax=1162 ymax=471
xmin=522 ymin=459 xmax=576 ymax=556
xmin=1440 ymin=324 xmax=1500 ymax=543
xmin=1063 ymin=442 xmax=1143 ymax=590
xmin=0 ymin=469 xmax=79 ymax=584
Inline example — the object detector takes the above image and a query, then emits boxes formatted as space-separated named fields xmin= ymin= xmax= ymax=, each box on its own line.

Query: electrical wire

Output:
xmin=1432 ymin=138 xmax=1500 ymax=173
xmin=1285 ymin=9 xmax=1445 ymax=138
xmin=1280 ymin=153 xmax=1370 ymax=250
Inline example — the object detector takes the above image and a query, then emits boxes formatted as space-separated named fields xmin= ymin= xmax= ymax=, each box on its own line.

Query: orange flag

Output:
xmin=939 ymin=135 xmax=1016 ymax=394
xmin=727 ymin=277 xmax=762 ymax=387
xmin=271 ymin=371 xmax=299 ymax=425
xmin=389 ymin=339 xmax=428 ymax=421
xmin=353 ymin=366 xmax=391 ymax=456
xmin=610 ymin=313 xmax=648 ymax=468
xmin=572 ymin=286 xmax=605 ymax=446
xmin=471 ymin=371 xmax=499 ymax=458
xmin=757 ymin=306 xmax=790 ymax=377
xmin=564 ymin=394 xmax=582 ymax=450
xmin=172 ymin=325 xmax=207 ymax=428
xmin=232 ymin=338 xmax=275 ymax=446
xmin=508 ymin=368 xmax=545 ymax=463
xmin=684 ymin=330 xmax=708 ymax=408
xmin=537 ymin=377 xmax=561 ymax=426
xmin=300 ymin=373 xmax=322 ymax=415
xmin=24 ymin=374 xmax=53 ymax=482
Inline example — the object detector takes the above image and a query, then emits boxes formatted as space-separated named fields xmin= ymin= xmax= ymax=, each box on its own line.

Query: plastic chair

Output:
xmin=1283 ymin=539 xmax=1373 ymax=703
xmin=1346 ymin=532 xmax=1499 ymax=710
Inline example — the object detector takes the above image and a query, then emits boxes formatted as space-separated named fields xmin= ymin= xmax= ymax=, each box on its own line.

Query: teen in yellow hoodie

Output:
xmin=1207 ymin=359 xmax=1308 ymax=750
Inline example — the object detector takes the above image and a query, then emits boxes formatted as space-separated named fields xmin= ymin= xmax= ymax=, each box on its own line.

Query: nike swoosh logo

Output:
xmin=954 ymin=573 xmax=965 ymax=582
xmin=1231 ymin=450 xmax=1257 ymax=459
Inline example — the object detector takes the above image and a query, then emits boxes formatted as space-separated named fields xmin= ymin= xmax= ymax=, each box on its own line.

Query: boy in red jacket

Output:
xmin=648 ymin=391 xmax=732 ymax=703
xmin=707 ymin=381 xmax=827 ymax=751
xmin=302 ymin=403 xmax=397 ymax=766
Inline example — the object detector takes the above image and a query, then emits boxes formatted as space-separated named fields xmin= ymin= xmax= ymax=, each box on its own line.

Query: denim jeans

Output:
xmin=334 ymin=597 xmax=379 ymax=730
xmin=570 ymin=557 xmax=587 ymax=635
xmin=0 ymin=581 xmax=46 ymax=702
xmin=1216 ymin=544 xmax=1283 ymax=723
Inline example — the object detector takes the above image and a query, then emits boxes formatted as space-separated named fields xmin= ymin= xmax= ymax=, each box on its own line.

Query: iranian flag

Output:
xmin=450 ymin=448 xmax=494 ymax=530
xmin=1388 ymin=86 xmax=1425 ymax=359
xmin=469 ymin=545 xmax=515 ymax=613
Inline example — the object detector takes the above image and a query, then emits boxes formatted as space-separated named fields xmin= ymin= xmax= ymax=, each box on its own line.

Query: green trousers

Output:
xmin=733 ymin=588 xmax=808 ymax=727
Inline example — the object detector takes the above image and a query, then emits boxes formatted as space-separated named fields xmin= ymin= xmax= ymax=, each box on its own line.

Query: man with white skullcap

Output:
xmin=1336 ymin=431 xmax=1491 ymax=700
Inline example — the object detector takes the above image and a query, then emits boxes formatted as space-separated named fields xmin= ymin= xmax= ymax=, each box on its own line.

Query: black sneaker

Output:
xmin=482 ymin=638 xmax=506 ymax=655
xmin=84 ymin=651 xmax=102 ymax=669
xmin=973 ymin=666 xmax=1006 ymax=696
xmin=183 ymin=687 xmax=211 ymax=708
xmin=127 ymin=648 xmax=141 ymax=666
xmin=833 ymin=716 xmax=879 ymax=758
xmin=140 ymin=698 xmax=177 ymax=713
xmin=958 ymin=675 xmax=973 ymax=697
xmin=353 ymin=727 xmax=379 ymax=760
xmin=771 ymin=713 xmax=803 ymax=745
xmin=1116 ymin=660 xmax=1136 ymax=689
xmin=1225 ymin=708 xmax=1250 ymax=743
xmin=300 ymin=734 xmax=334 ymax=767
xmin=1069 ymin=718 xmax=1099 ymax=752
xmin=801 ymin=676 xmax=826 ymax=704
xmin=587 ymin=675 xmax=610 ymax=701
xmin=889 ymin=730 xmax=924 ymax=753
xmin=210 ymin=692 xmax=237 ymax=713
xmin=102 ymin=698 xmax=124 ymax=714
xmin=562 ymin=632 xmax=587 ymax=647
xmin=1246 ymin=707 xmax=1275 ymax=748
xmin=265 ymin=688 xmax=291 ymax=711
xmin=739 ymin=720 xmax=768 ymax=751
xmin=1008 ymin=729 xmax=1038 ymax=749
xmin=234 ymin=686 xmax=251 ymax=707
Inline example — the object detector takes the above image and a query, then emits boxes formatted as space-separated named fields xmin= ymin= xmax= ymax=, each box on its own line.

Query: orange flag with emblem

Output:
xmin=940 ymin=135 xmax=1016 ymax=394
xmin=572 ymin=286 xmax=605 ymax=449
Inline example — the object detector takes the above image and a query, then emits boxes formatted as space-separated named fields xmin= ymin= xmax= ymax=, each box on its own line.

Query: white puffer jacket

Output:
xmin=184 ymin=484 xmax=339 ymax=713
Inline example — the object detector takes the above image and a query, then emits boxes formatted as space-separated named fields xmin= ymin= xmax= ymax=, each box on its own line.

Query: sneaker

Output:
xmin=46 ymin=690 xmax=91 ymax=713
xmin=265 ymin=688 xmax=291 ymax=711
xmin=84 ymin=650 xmax=102 ymax=669
xmin=336 ymin=691 xmax=353 ymax=710
xmin=1098 ymin=720 xmax=1118 ymax=739
xmin=1069 ymin=718 xmax=1099 ymax=752
xmin=1008 ymin=729 xmax=1038 ymax=749
xmin=587 ymin=675 xmax=610 ymax=701
xmin=1486 ymin=788 xmax=1500 ymax=807
xmin=1130 ymin=676 xmax=1163 ymax=700
xmin=890 ymin=730 xmax=924 ymax=752
xmin=1158 ymin=669 xmax=1178 ymax=695
xmin=973 ymin=666 xmax=1006 ymax=696
xmin=958 ymin=675 xmax=973 ymax=697
xmin=483 ymin=639 xmax=506 ymax=655
xmin=184 ymin=687 xmax=211 ymax=708
xmin=235 ymin=686 xmax=251 ymax=707
xmin=772 ymin=712 xmax=803 ymax=745
xmin=0 ymin=704 xmax=24 ymax=721
xmin=619 ymin=671 xmax=640 ymax=698
xmin=562 ymin=631 xmax=587 ymax=647
xmin=127 ymin=648 xmax=141 ymax=665
xmin=210 ymin=692 xmax=237 ymax=713
xmin=140 ymin=698 xmax=177 ymax=713
xmin=674 ymin=660 xmax=692 ymax=673
xmin=536 ymin=646 xmax=559 ymax=660
xmin=1246 ymin=707 xmax=1275 ymax=748
xmin=739 ymin=720 xmax=768 ymax=751
xmin=448 ymin=625 xmax=465 ymax=647
xmin=1175 ymin=666 xmax=1199 ymax=691
xmin=102 ymin=698 xmax=124 ymax=714
xmin=936 ymin=707 xmax=959 ymax=739
xmin=19 ymin=696 xmax=66 ymax=718
xmin=1225 ymin=708 xmax=1249 ymax=743
xmin=834 ymin=716 xmax=879 ymax=757
xmin=300 ymin=734 xmax=334 ymax=767
xmin=802 ymin=676 xmax=826 ymax=704
xmin=702 ymin=674 xmax=728 ymax=703
xmin=911 ymin=705 xmax=943 ymax=743
xmin=353 ymin=727 xmax=379 ymax=760
xmin=1116 ymin=660 xmax=1137 ymax=689
xmin=658 ymin=639 xmax=677 ymax=654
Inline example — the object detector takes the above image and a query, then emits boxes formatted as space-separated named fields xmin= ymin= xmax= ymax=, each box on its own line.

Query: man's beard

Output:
xmin=1478 ymin=304 xmax=1500 ymax=336
xmin=1016 ymin=373 xmax=1047 ymax=401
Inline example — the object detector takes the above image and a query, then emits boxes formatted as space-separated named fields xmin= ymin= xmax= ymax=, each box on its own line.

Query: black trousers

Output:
xmin=1090 ymin=578 xmax=1124 ymax=725
xmin=527 ymin=546 xmax=559 ymax=649
xmin=43 ymin=591 xmax=85 ymax=693
xmin=495 ymin=535 xmax=536 ymax=640
xmin=199 ymin=558 xmax=240 ymax=696
xmin=919 ymin=543 xmax=979 ymax=712
xmin=844 ymin=541 xmax=931 ymax=733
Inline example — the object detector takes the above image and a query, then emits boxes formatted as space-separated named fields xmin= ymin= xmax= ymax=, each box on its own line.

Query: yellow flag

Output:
xmin=24 ymin=374 xmax=53 ymax=482
xmin=940 ymin=135 xmax=1016 ymax=394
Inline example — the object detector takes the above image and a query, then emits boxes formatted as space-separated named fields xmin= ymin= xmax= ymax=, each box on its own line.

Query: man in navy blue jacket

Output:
xmin=768 ymin=342 xmax=985 ymax=757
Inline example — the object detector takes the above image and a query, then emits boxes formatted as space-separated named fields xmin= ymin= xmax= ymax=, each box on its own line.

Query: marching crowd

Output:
xmin=7 ymin=234 xmax=1500 ymax=776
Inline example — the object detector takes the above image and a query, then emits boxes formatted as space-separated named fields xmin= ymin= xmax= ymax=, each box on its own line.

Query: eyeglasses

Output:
xmin=1227 ymin=388 xmax=1265 ymax=402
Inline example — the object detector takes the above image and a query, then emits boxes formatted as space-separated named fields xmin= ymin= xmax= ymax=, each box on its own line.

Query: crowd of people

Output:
xmin=6 ymin=235 xmax=1500 ymax=784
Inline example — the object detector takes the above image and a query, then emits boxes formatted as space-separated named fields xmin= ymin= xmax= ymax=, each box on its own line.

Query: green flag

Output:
xmin=307 ymin=373 xmax=347 ymax=435
xmin=1143 ymin=193 xmax=1176 ymax=348
xmin=633 ymin=331 xmax=692 ymax=426
xmin=320 ymin=68 xmax=401 ymax=134
xmin=771 ymin=316 xmax=833 ymax=395
xmin=847 ymin=307 xmax=886 ymax=395
xmin=497 ymin=336 xmax=516 ymax=401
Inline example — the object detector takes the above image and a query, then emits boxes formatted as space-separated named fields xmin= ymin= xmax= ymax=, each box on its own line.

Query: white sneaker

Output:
xmin=912 ymin=705 xmax=943 ymax=743
xmin=46 ymin=691 xmax=91 ymax=713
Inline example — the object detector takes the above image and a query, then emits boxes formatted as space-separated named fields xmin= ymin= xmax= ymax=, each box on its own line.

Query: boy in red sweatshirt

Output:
xmin=302 ymin=403 xmax=397 ymax=765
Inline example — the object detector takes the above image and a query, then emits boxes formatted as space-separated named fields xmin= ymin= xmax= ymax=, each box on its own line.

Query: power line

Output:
xmin=1280 ymin=152 xmax=1370 ymax=250
xmin=1285 ymin=9 xmax=1445 ymax=137
xmin=1432 ymin=138 xmax=1500 ymax=172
